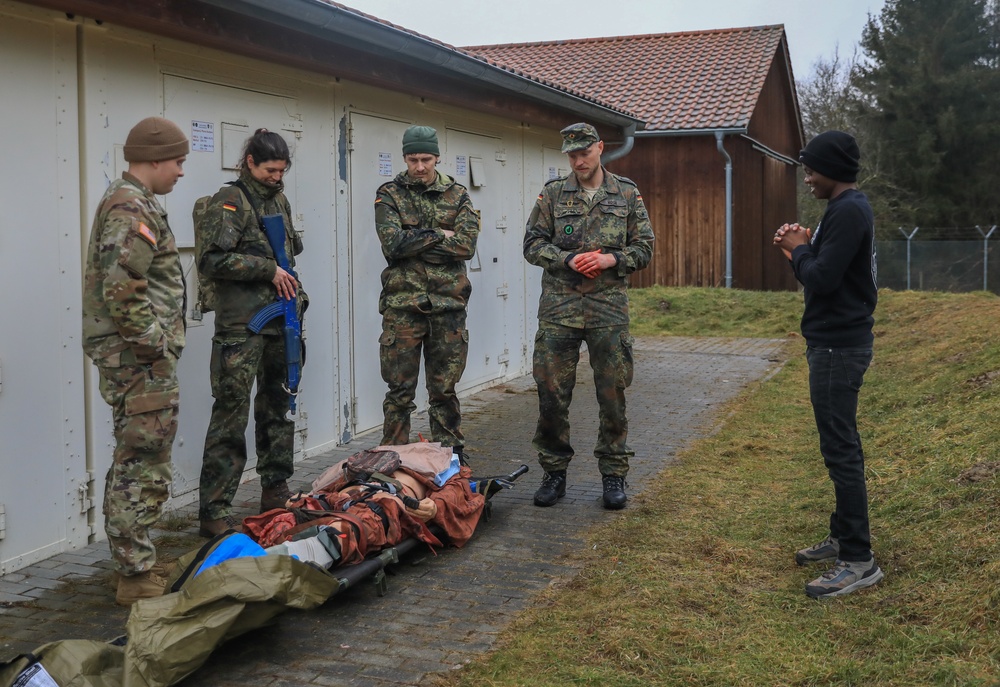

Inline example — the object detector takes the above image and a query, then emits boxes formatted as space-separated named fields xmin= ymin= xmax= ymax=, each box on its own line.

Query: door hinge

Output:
xmin=0 ymin=503 xmax=6 ymax=540
xmin=78 ymin=472 xmax=94 ymax=514
xmin=496 ymin=283 xmax=509 ymax=299
xmin=495 ymin=217 xmax=508 ymax=232
xmin=498 ymin=349 xmax=510 ymax=365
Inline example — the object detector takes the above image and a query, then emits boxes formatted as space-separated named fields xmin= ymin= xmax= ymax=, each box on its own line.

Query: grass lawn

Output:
xmin=437 ymin=286 xmax=1000 ymax=687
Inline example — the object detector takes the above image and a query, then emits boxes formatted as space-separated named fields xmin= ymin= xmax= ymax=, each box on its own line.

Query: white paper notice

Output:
xmin=13 ymin=663 xmax=60 ymax=687
xmin=455 ymin=155 xmax=468 ymax=178
xmin=191 ymin=121 xmax=215 ymax=152
xmin=547 ymin=166 xmax=558 ymax=181
xmin=378 ymin=152 xmax=393 ymax=177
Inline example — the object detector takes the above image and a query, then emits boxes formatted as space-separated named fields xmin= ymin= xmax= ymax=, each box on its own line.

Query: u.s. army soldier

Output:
xmin=82 ymin=116 xmax=189 ymax=604
xmin=524 ymin=122 xmax=654 ymax=510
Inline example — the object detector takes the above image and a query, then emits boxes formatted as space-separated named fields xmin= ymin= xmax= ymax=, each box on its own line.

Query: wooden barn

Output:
xmin=466 ymin=26 xmax=804 ymax=291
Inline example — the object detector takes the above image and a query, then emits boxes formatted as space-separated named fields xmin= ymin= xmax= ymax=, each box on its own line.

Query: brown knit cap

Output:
xmin=123 ymin=117 xmax=189 ymax=162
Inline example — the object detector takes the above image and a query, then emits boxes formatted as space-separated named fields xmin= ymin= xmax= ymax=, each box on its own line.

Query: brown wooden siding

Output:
xmin=607 ymin=48 xmax=802 ymax=292
xmin=747 ymin=48 xmax=803 ymax=160
xmin=609 ymin=136 xmax=725 ymax=288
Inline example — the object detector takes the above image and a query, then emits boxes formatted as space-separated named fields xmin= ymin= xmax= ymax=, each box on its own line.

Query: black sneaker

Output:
xmin=601 ymin=475 xmax=627 ymax=510
xmin=805 ymin=558 xmax=884 ymax=599
xmin=533 ymin=471 xmax=567 ymax=507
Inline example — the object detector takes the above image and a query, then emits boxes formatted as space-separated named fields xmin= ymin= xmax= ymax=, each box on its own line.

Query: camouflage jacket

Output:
xmin=82 ymin=172 xmax=185 ymax=363
xmin=524 ymin=168 xmax=654 ymax=328
xmin=375 ymin=170 xmax=480 ymax=314
xmin=197 ymin=171 xmax=304 ymax=336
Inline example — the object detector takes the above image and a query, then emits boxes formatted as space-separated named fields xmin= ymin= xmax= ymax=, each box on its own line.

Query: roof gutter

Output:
xmin=601 ymin=122 xmax=637 ymax=164
xmin=199 ymin=0 xmax=642 ymax=133
xmin=635 ymin=127 xmax=747 ymax=138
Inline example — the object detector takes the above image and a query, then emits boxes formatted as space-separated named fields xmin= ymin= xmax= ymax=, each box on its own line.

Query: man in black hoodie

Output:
xmin=774 ymin=130 xmax=882 ymax=599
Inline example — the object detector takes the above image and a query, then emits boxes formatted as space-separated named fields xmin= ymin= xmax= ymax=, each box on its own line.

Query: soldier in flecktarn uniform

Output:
xmin=524 ymin=122 xmax=654 ymax=510
xmin=82 ymin=117 xmax=189 ymax=605
xmin=374 ymin=125 xmax=480 ymax=462
xmin=196 ymin=129 xmax=305 ymax=538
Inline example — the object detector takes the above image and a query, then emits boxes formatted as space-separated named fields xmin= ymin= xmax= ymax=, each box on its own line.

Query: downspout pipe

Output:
xmin=601 ymin=123 xmax=637 ymax=164
xmin=715 ymin=131 xmax=733 ymax=288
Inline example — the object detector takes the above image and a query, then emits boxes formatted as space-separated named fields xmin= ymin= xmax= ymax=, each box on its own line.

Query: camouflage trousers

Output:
xmin=379 ymin=307 xmax=468 ymax=447
xmin=96 ymin=352 xmax=179 ymax=575
xmin=199 ymin=333 xmax=294 ymax=520
xmin=531 ymin=322 xmax=635 ymax=478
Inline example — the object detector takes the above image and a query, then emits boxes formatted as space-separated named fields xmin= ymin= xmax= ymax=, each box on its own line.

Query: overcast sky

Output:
xmin=350 ymin=0 xmax=887 ymax=81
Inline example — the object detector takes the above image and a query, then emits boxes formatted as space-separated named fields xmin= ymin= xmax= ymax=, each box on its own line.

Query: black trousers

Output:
xmin=806 ymin=346 xmax=874 ymax=562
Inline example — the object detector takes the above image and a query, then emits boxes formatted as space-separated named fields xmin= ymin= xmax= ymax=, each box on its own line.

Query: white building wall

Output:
xmin=0 ymin=1 xmax=559 ymax=573
xmin=0 ymin=3 xmax=89 ymax=573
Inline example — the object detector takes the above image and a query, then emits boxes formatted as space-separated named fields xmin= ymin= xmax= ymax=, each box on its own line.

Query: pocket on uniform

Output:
xmin=125 ymin=388 xmax=178 ymax=416
xmin=119 ymin=220 xmax=157 ymax=277
xmin=379 ymin=330 xmax=396 ymax=347
xmin=598 ymin=199 xmax=628 ymax=217
xmin=616 ymin=332 xmax=635 ymax=389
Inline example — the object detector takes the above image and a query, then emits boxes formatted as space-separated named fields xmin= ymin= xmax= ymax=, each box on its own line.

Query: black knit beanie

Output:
xmin=799 ymin=130 xmax=860 ymax=183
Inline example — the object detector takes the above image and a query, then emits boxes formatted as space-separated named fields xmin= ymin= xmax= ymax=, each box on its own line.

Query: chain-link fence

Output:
xmin=877 ymin=226 xmax=1000 ymax=293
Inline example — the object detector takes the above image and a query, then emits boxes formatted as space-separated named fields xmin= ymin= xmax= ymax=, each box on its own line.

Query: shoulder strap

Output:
xmin=229 ymin=179 xmax=264 ymax=229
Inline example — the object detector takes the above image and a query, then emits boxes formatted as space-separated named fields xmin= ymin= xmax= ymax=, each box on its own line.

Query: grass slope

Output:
xmin=440 ymin=287 xmax=1000 ymax=687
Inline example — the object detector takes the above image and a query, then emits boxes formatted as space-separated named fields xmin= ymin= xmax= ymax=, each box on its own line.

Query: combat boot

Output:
xmin=199 ymin=514 xmax=242 ymax=538
xmin=260 ymin=480 xmax=292 ymax=512
xmin=108 ymin=560 xmax=176 ymax=590
xmin=533 ymin=471 xmax=567 ymax=507
xmin=602 ymin=475 xmax=627 ymax=510
xmin=115 ymin=570 xmax=167 ymax=606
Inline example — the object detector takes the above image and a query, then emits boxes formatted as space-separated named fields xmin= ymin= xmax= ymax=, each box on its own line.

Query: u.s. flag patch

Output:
xmin=136 ymin=222 xmax=157 ymax=248
xmin=223 ymin=203 xmax=238 ymax=212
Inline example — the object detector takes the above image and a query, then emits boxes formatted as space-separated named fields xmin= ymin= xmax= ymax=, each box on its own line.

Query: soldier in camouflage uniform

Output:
xmin=375 ymin=125 xmax=480 ymax=457
xmin=82 ymin=117 xmax=189 ymax=604
xmin=524 ymin=123 xmax=654 ymax=510
xmin=197 ymin=129 xmax=305 ymax=537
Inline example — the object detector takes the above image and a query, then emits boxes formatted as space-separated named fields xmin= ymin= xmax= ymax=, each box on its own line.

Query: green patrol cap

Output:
xmin=402 ymin=125 xmax=440 ymax=156
xmin=560 ymin=122 xmax=600 ymax=153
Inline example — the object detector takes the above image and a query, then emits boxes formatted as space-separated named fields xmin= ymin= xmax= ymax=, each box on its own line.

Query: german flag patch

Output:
xmin=223 ymin=203 xmax=238 ymax=212
xmin=136 ymin=222 xmax=157 ymax=248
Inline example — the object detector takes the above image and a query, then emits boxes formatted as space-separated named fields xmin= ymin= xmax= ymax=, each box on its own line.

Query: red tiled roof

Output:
xmin=463 ymin=26 xmax=790 ymax=131
xmin=317 ymin=1 xmax=639 ymax=119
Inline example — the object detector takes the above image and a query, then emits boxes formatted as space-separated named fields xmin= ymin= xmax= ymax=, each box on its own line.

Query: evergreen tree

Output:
xmin=853 ymin=0 xmax=1000 ymax=227
xmin=797 ymin=50 xmax=908 ymax=234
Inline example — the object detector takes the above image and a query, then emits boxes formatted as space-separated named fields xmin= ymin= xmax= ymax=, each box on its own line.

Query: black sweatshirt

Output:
xmin=790 ymin=188 xmax=877 ymax=348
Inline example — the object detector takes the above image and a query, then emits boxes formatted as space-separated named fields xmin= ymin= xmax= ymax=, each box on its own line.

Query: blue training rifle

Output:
xmin=247 ymin=213 xmax=302 ymax=414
